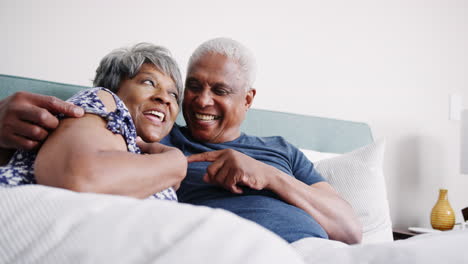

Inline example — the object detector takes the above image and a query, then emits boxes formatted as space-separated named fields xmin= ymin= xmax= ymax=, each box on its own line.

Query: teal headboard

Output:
xmin=0 ymin=74 xmax=373 ymax=153
xmin=0 ymin=74 xmax=87 ymax=100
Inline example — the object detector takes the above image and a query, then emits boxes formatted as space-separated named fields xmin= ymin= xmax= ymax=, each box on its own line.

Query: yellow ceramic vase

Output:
xmin=430 ymin=189 xmax=455 ymax=231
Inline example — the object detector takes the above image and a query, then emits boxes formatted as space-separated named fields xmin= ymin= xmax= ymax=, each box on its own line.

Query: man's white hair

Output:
xmin=187 ymin=37 xmax=257 ymax=90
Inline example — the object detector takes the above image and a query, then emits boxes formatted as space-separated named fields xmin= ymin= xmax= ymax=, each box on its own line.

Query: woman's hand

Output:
xmin=136 ymin=137 xmax=178 ymax=154
xmin=136 ymin=138 xmax=187 ymax=190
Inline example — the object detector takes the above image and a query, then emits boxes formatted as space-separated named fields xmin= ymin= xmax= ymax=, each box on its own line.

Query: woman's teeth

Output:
xmin=145 ymin=110 xmax=165 ymax=121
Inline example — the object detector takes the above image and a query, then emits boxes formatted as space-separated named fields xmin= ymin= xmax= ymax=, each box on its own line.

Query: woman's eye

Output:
xmin=143 ymin=80 xmax=154 ymax=86
xmin=170 ymin=93 xmax=179 ymax=100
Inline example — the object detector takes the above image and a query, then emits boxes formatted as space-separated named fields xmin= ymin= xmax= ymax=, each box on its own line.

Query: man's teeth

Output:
xmin=145 ymin=110 xmax=165 ymax=121
xmin=195 ymin=113 xmax=219 ymax=121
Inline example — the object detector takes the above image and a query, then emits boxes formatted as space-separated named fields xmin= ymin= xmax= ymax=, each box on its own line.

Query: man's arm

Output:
xmin=188 ymin=149 xmax=362 ymax=244
xmin=0 ymin=92 xmax=84 ymax=165
xmin=269 ymin=172 xmax=362 ymax=244
xmin=0 ymin=91 xmax=84 ymax=149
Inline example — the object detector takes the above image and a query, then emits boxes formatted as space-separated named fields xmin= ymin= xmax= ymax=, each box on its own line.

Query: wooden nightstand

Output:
xmin=392 ymin=228 xmax=419 ymax=240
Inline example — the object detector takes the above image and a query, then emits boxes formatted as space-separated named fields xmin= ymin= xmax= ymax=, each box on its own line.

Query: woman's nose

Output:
xmin=152 ymin=89 xmax=172 ymax=105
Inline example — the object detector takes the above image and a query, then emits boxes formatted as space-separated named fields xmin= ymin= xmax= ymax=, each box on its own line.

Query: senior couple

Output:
xmin=0 ymin=38 xmax=361 ymax=244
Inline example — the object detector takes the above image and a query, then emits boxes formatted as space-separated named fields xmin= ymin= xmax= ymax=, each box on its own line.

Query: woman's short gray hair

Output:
xmin=93 ymin=43 xmax=183 ymax=104
xmin=187 ymin=38 xmax=257 ymax=90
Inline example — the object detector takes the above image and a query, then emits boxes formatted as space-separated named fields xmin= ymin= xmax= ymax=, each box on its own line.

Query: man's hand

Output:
xmin=0 ymin=91 xmax=84 ymax=150
xmin=187 ymin=149 xmax=274 ymax=194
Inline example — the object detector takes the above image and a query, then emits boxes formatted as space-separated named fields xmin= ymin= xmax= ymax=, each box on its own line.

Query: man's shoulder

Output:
xmin=238 ymin=133 xmax=291 ymax=147
xmin=161 ymin=124 xmax=185 ymax=146
xmin=168 ymin=124 xmax=187 ymax=137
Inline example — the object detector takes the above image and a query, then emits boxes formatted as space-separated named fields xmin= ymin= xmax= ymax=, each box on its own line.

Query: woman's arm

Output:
xmin=34 ymin=92 xmax=186 ymax=199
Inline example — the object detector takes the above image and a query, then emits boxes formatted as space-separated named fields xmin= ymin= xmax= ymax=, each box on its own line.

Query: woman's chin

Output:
xmin=139 ymin=132 xmax=163 ymax=143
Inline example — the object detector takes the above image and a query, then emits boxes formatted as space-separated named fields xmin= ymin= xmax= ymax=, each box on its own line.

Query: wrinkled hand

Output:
xmin=0 ymin=91 xmax=84 ymax=150
xmin=136 ymin=137 xmax=178 ymax=154
xmin=187 ymin=149 xmax=273 ymax=194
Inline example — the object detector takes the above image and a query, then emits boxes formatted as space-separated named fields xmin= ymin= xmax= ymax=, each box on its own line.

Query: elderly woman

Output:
xmin=0 ymin=43 xmax=186 ymax=201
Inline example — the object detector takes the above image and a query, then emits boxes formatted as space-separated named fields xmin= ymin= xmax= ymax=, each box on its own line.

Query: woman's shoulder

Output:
xmin=66 ymin=87 xmax=126 ymax=116
xmin=62 ymin=88 xmax=137 ymax=150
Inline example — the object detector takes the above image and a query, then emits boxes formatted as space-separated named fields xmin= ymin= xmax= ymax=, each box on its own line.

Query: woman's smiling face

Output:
xmin=117 ymin=63 xmax=179 ymax=142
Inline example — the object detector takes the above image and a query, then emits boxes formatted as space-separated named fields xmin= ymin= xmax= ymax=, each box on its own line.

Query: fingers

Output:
xmin=187 ymin=150 xmax=223 ymax=163
xmin=203 ymin=162 xmax=244 ymax=194
xmin=11 ymin=94 xmax=73 ymax=130
xmin=218 ymin=168 xmax=243 ymax=194
xmin=204 ymin=159 xmax=224 ymax=181
xmin=135 ymin=137 xmax=149 ymax=152
xmin=135 ymin=138 xmax=168 ymax=154
xmin=17 ymin=104 xmax=60 ymax=130
xmin=33 ymin=94 xmax=84 ymax=117
xmin=0 ymin=92 xmax=84 ymax=150
xmin=11 ymin=120 xmax=49 ymax=142
xmin=225 ymin=168 xmax=243 ymax=194
xmin=3 ymin=133 xmax=40 ymax=150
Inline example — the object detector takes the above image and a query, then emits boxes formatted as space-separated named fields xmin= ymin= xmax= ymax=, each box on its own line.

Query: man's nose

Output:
xmin=194 ymin=90 xmax=214 ymax=107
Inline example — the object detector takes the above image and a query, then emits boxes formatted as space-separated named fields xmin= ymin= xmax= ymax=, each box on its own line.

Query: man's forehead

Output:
xmin=190 ymin=53 xmax=239 ymax=71
xmin=188 ymin=53 xmax=244 ymax=81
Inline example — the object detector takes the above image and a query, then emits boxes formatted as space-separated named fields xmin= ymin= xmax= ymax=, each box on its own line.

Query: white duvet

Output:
xmin=292 ymin=231 xmax=468 ymax=264
xmin=0 ymin=185 xmax=303 ymax=264
xmin=1 ymin=185 xmax=468 ymax=264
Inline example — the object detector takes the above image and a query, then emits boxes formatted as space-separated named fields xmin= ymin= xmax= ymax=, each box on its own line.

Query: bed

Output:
xmin=1 ymin=74 xmax=467 ymax=263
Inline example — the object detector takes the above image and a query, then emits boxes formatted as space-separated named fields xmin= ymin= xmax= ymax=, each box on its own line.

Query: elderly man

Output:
xmin=161 ymin=38 xmax=362 ymax=244
xmin=0 ymin=38 xmax=361 ymax=244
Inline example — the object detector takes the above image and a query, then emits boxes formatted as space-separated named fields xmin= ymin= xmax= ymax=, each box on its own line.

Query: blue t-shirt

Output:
xmin=162 ymin=125 xmax=328 ymax=243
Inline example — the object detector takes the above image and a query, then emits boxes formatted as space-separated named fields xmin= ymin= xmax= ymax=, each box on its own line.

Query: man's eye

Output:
xmin=213 ymin=89 xmax=228 ymax=96
xmin=187 ymin=85 xmax=201 ymax=92
xmin=143 ymin=80 xmax=154 ymax=86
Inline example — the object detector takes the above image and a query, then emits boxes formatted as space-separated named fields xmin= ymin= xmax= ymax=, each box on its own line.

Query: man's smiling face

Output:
xmin=183 ymin=52 xmax=255 ymax=143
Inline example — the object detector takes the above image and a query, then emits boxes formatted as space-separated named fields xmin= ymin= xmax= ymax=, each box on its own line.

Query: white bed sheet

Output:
xmin=292 ymin=230 xmax=468 ymax=264
xmin=0 ymin=185 xmax=304 ymax=264
xmin=2 ymin=185 xmax=468 ymax=264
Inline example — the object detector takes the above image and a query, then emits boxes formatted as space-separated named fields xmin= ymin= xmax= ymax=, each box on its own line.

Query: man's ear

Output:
xmin=245 ymin=88 xmax=256 ymax=109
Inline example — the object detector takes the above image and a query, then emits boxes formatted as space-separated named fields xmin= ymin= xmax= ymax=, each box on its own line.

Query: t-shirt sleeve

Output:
xmin=288 ymin=142 xmax=325 ymax=185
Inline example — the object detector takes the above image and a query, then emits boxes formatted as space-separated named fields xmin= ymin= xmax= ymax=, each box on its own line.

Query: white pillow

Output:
xmin=299 ymin=149 xmax=340 ymax=162
xmin=300 ymin=140 xmax=393 ymax=244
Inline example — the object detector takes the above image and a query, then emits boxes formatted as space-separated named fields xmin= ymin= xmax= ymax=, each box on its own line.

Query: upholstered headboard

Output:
xmin=0 ymin=74 xmax=373 ymax=153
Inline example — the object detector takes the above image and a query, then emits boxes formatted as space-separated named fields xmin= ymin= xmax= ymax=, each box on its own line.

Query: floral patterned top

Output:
xmin=0 ymin=87 xmax=177 ymax=201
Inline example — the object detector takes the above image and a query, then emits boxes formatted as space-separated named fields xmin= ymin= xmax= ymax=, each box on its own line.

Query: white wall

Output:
xmin=1 ymin=0 xmax=467 ymax=229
